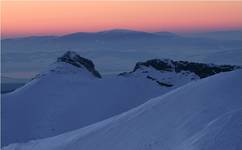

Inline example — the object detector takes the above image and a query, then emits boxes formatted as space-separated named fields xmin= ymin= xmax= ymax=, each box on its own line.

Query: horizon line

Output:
xmin=2 ymin=28 xmax=242 ymax=39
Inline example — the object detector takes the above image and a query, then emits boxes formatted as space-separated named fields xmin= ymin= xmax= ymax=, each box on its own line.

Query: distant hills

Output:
xmin=2 ymin=29 xmax=242 ymax=79
xmin=2 ymin=29 xmax=241 ymax=52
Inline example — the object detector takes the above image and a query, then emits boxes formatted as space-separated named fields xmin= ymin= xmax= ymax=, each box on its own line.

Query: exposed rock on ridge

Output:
xmin=57 ymin=51 xmax=101 ymax=78
xmin=133 ymin=59 xmax=240 ymax=78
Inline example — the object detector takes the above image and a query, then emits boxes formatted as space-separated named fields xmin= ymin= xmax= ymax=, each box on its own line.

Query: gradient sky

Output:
xmin=1 ymin=1 xmax=242 ymax=38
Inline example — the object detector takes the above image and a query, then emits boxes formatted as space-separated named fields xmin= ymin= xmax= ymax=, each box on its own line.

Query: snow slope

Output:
xmin=2 ymin=52 xmax=202 ymax=146
xmin=3 ymin=69 xmax=242 ymax=150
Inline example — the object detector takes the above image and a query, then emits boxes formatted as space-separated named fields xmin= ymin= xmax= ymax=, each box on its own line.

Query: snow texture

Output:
xmin=2 ymin=57 xmax=200 ymax=146
xmin=3 ymin=70 xmax=242 ymax=150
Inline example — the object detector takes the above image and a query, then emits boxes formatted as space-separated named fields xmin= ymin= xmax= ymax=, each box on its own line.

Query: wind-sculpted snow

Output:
xmin=1 ymin=52 xmax=205 ymax=146
xmin=3 ymin=70 xmax=242 ymax=150
xmin=1 ymin=65 xmax=164 ymax=146
xmin=1 ymin=51 xmax=240 ymax=147
xmin=178 ymin=109 xmax=242 ymax=150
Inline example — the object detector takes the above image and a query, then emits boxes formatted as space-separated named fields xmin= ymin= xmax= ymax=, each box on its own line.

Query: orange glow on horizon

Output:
xmin=1 ymin=1 xmax=242 ymax=37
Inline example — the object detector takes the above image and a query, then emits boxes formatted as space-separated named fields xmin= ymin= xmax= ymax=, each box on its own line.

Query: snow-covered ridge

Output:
xmin=3 ymin=70 xmax=242 ymax=150
xmin=57 ymin=51 xmax=101 ymax=78
xmin=2 ymin=51 xmax=241 ymax=147
xmin=31 ymin=51 xmax=102 ymax=81
xmin=119 ymin=58 xmax=240 ymax=88
xmin=131 ymin=58 xmax=240 ymax=78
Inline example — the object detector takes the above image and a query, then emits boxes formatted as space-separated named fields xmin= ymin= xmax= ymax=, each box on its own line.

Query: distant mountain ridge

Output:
xmin=2 ymin=29 xmax=241 ymax=52
xmin=2 ymin=29 xmax=168 ymax=40
xmin=3 ymin=29 xmax=241 ymax=40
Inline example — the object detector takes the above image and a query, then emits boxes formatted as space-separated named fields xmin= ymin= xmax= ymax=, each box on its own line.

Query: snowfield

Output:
xmin=2 ymin=52 xmax=203 ymax=146
xmin=3 ymin=69 xmax=242 ymax=150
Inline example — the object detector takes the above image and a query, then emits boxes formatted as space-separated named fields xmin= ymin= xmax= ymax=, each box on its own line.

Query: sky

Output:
xmin=1 ymin=1 xmax=242 ymax=38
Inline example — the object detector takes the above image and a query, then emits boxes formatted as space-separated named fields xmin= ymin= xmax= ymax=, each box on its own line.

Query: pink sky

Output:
xmin=1 ymin=1 xmax=242 ymax=37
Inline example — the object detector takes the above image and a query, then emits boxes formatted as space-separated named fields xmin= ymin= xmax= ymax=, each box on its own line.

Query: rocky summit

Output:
xmin=57 ymin=51 xmax=101 ymax=78
xmin=133 ymin=59 xmax=240 ymax=78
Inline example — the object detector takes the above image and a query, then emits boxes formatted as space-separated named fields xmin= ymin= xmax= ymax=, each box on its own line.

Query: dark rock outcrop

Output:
xmin=133 ymin=59 xmax=240 ymax=78
xmin=57 ymin=51 xmax=101 ymax=78
xmin=146 ymin=75 xmax=173 ymax=87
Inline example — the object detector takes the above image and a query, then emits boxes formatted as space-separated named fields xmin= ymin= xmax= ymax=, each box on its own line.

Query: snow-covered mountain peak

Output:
xmin=133 ymin=58 xmax=240 ymax=78
xmin=2 ymin=53 xmax=241 ymax=147
xmin=56 ymin=51 xmax=101 ymax=78
xmin=118 ymin=59 xmax=240 ymax=88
